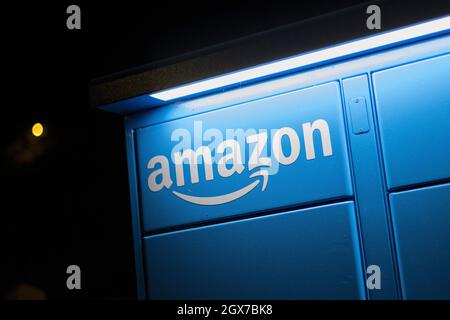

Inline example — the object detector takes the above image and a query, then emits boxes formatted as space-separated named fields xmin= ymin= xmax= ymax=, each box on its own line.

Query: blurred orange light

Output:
xmin=32 ymin=123 xmax=44 ymax=137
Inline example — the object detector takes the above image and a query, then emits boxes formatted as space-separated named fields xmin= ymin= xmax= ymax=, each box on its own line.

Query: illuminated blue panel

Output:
xmin=144 ymin=201 xmax=365 ymax=299
xmin=135 ymin=82 xmax=352 ymax=232
xmin=373 ymin=54 xmax=450 ymax=189
xmin=116 ymin=23 xmax=450 ymax=300
xmin=390 ymin=183 xmax=450 ymax=299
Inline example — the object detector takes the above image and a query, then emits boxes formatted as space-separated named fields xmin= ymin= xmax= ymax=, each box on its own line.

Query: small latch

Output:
xmin=348 ymin=96 xmax=370 ymax=134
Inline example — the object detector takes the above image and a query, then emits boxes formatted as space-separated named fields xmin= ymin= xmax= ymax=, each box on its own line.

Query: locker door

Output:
xmin=373 ymin=54 xmax=450 ymax=190
xmin=372 ymin=54 xmax=450 ymax=299
xmin=145 ymin=202 xmax=365 ymax=299
xmin=390 ymin=184 xmax=450 ymax=299
xmin=135 ymin=82 xmax=353 ymax=232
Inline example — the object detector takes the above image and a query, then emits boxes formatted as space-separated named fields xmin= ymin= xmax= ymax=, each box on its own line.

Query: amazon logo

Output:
xmin=146 ymin=119 xmax=333 ymax=205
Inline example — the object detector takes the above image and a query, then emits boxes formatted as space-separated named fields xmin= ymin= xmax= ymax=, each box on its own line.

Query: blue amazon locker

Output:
xmin=96 ymin=18 xmax=450 ymax=299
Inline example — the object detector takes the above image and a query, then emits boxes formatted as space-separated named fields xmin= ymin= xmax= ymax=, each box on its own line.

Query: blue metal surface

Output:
xmin=342 ymin=75 xmax=401 ymax=299
xmin=390 ymin=183 xmax=450 ymax=299
xmin=135 ymin=82 xmax=352 ymax=232
xmin=144 ymin=201 xmax=365 ymax=299
xmin=115 ymin=34 xmax=450 ymax=299
xmin=373 ymin=53 xmax=450 ymax=190
xmin=124 ymin=128 xmax=147 ymax=299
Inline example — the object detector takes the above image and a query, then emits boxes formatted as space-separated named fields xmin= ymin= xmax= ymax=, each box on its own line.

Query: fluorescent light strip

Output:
xmin=151 ymin=16 xmax=450 ymax=101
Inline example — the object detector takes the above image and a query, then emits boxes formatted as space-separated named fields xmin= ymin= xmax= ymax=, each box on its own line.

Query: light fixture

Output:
xmin=150 ymin=15 xmax=450 ymax=102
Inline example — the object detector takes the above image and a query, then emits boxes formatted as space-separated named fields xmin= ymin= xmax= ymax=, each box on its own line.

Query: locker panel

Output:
xmin=390 ymin=183 xmax=450 ymax=299
xmin=372 ymin=54 xmax=450 ymax=189
xmin=144 ymin=201 xmax=365 ymax=299
xmin=136 ymin=81 xmax=352 ymax=232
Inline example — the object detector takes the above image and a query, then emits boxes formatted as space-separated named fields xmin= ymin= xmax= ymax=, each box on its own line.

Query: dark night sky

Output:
xmin=87 ymin=1 xmax=372 ymax=79
xmin=2 ymin=0 xmax=447 ymax=299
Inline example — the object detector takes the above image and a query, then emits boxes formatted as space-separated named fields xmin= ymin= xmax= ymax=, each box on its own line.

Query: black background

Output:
xmin=1 ymin=0 xmax=448 ymax=300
